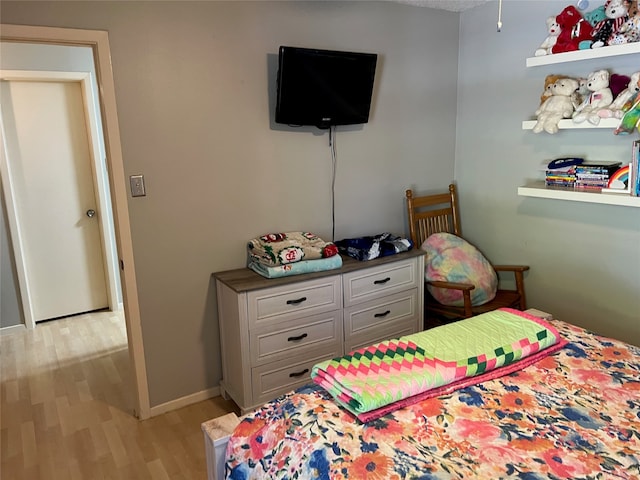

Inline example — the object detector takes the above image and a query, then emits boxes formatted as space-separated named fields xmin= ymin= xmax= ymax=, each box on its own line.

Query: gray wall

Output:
xmin=0 ymin=1 xmax=460 ymax=407
xmin=457 ymin=1 xmax=640 ymax=345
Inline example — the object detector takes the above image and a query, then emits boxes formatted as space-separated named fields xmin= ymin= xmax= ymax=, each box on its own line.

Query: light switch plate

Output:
xmin=130 ymin=174 xmax=146 ymax=197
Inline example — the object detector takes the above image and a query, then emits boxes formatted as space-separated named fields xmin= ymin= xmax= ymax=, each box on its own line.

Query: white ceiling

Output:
xmin=393 ymin=0 xmax=492 ymax=12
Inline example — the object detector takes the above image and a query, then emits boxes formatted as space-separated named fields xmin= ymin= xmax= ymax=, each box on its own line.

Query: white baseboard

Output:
xmin=149 ymin=385 xmax=221 ymax=417
xmin=0 ymin=324 xmax=26 ymax=335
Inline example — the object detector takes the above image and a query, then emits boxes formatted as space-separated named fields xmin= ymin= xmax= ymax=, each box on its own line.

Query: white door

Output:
xmin=1 ymin=79 xmax=108 ymax=321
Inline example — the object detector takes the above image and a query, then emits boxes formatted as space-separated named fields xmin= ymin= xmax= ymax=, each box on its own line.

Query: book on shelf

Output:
xmin=633 ymin=140 xmax=640 ymax=197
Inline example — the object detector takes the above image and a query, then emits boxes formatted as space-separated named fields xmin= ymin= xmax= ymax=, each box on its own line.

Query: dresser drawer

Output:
xmin=344 ymin=288 xmax=418 ymax=338
xmin=247 ymin=276 xmax=342 ymax=327
xmin=343 ymin=258 xmax=419 ymax=307
xmin=251 ymin=350 xmax=340 ymax=407
xmin=345 ymin=321 xmax=417 ymax=353
xmin=250 ymin=311 xmax=343 ymax=366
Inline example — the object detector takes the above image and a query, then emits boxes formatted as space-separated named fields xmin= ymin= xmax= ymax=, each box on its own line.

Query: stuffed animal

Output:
xmin=611 ymin=73 xmax=633 ymax=99
xmin=595 ymin=73 xmax=635 ymax=119
xmin=590 ymin=0 xmax=629 ymax=48
xmin=552 ymin=6 xmax=595 ymax=53
xmin=534 ymin=77 xmax=579 ymax=134
xmin=570 ymin=77 xmax=590 ymax=109
xmin=611 ymin=13 xmax=640 ymax=44
xmin=535 ymin=16 xmax=562 ymax=56
xmin=540 ymin=74 xmax=566 ymax=104
xmin=603 ymin=71 xmax=640 ymax=119
xmin=583 ymin=4 xmax=608 ymax=26
xmin=579 ymin=5 xmax=608 ymax=47
xmin=614 ymin=90 xmax=640 ymax=134
xmin=573 ymin=70 xmax=614 ymax=124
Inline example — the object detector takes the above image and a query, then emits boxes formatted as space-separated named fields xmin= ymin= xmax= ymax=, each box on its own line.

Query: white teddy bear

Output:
xmin=535 ymin=16 xmax=562 ymax=56
xmin=597 ymin=71 xmax=640 ymax=120
xmin=534 ymin=77 xmax=579 ymax=134
xmin=572 ymin=70 xmax=614 ymax=124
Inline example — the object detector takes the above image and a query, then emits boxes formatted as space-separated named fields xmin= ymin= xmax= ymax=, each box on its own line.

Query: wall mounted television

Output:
xmin=275 ymin=46 xmax=378 ymax=130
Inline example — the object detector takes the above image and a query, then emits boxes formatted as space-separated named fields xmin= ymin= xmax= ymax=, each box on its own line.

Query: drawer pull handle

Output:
xmin=373 ymin=277 xmax=391 ymax=285
xmin=287 ymin=333 xmax=308 ymax=342
xmin=289 ymin=368 xmax=309 ymax=378
xmin=286 ymin=296 xmax=307 ymax=305
xmin=374 ymin=310 xmax=391 ymax=318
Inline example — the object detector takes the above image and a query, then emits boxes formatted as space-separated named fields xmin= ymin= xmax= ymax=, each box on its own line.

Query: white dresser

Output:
xmin=214 ymin=249 xmax=425 ymax=413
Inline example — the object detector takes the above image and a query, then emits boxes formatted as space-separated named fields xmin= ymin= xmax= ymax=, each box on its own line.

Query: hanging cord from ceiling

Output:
xmin=497 ymin=0 xmax=503 ymax=32
xmin=329 ymin=126 xmax=337 ymax=242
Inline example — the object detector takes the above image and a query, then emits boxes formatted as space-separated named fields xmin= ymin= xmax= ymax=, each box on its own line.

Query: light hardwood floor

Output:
xmin=1 ymin=310 xmax=238 ymax=479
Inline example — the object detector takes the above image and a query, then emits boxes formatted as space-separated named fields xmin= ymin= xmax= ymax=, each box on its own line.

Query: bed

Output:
xmin=203 ymin=311 xmax=640 ymax=480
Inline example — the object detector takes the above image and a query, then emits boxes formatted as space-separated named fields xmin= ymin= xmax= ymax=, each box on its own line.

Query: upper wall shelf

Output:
xmin=522 ymin=118 xmax=619 ymax=130
xmin=526 ymin=43 xmax=640 ymax=67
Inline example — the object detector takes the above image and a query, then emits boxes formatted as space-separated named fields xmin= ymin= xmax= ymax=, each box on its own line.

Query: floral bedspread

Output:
xmin=225 ymin=320 xmax=640 ymax=480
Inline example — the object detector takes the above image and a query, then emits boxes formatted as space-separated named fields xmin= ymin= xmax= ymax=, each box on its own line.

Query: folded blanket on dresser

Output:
xmin=311 ymin=308 xmax=567 ymax=422
xmin=248 ymin=255 xmax=343 ymax=278
xmin=247 ymin=232 xmax=338 ymax=267
xmin=335 ymin=232 xmax=412 ymax=261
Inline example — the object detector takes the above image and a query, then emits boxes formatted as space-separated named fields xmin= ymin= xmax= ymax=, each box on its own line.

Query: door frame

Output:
xmin=1 ymin=69 xmax=118 ymax=325
xmin=0 ymin=24 xmax=150 ymax=420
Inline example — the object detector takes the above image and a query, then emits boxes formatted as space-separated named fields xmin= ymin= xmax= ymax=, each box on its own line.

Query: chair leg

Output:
xmin=515 ymin=272 xmax=526 ymax=310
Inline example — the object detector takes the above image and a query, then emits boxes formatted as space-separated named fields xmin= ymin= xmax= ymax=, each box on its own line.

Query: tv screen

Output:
xmin=275 ymin=46 xmax=378 ymax=129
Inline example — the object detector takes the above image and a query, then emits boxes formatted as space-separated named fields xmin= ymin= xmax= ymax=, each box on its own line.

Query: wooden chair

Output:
xmin=406 ymin=184 xmax=529 ymax=328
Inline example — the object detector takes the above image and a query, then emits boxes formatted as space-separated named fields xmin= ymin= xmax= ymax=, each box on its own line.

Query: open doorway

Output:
xmin=0 ymin=25 xmax=150 ymax=420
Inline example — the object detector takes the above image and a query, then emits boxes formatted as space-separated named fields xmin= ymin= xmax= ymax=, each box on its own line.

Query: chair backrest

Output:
xmin=405 ymin=184 xmax=462 ymax=247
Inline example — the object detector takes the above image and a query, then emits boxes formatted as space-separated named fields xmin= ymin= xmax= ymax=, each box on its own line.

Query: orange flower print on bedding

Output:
xmin=449 ymin=418 xmax=502 ymax=443
xmin=500 ymin=391 xmax=537 ymax=411
xmin=346 ymin=452 xmax=393 ymax=480
xmin=233 ymin=417 xmax=265 ymax=438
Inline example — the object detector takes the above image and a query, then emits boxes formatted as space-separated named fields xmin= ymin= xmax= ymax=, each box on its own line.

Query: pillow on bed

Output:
xmin=421 ymin=232 xmax=497 ymax=306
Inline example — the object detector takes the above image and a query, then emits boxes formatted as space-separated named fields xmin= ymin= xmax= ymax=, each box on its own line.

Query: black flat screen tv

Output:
xmin=275 ymin=46 xmax=378 ymax=129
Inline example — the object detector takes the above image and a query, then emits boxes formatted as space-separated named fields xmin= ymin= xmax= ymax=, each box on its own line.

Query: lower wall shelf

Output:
xmin=518 ymin=182 xmax=640 ymax=207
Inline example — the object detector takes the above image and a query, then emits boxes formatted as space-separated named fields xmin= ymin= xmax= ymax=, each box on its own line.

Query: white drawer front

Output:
xmin=344 ymin=289 xmax=418 ymax=338
xmin=343 ymin=258 xmax=418 ymax=307
xmin=250 ymin=311 xmax=343 ymax=366
xmin=251 ymin=350 xmax=340 ymax=407
xmin=248 ymin=276 xmax=342 ymax=327
xmin=345 ymin=322 xmax=417 ymax=354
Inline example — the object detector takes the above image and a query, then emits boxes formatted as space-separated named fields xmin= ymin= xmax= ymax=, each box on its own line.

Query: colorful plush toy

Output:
xmin=611 ymin=12 xmax=640 ymax=44
xmin=613 ymin=92 xmax=640 ymax=134
xmin=590 ymin=0 xmax=629 ymax=48
xmin=535 ymin=16 xmax=562 ymax=56
xmin=534 ymin=77 xmax=579 ymax=134
xmin=573 ymin=70 xmax=614 ymax=124
xmin=552 ymin=6 xmax=595 ymax=53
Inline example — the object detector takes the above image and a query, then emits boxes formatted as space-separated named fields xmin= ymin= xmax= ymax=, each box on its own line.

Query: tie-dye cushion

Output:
xmin=420 ymin=233 xmax=497 ymax=306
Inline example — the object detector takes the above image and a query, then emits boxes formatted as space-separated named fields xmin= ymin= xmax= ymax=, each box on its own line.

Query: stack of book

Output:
xmin=545 ymin=166 xmax=576 ymax=188
xmin=574 ymin=161 xmax=622 ymax=191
